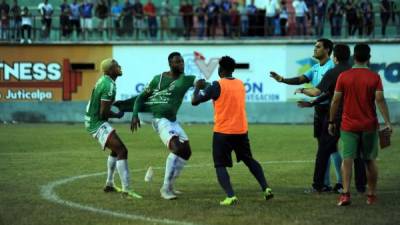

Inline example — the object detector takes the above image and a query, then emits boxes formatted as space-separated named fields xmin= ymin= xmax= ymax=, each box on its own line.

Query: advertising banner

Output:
xmin=1 ymin=43 xmax=398 ymax=103
xmin=0 ymin=45 xmax=112 ymax=102
xmin=114 ymin=45 xmax=287 ymax=102
xmin=114 ymin=44 xmax=400 ymax=102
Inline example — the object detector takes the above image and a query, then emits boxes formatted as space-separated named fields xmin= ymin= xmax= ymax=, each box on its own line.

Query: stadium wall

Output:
xmin=1 ymin=42 xmax=399 ymax=123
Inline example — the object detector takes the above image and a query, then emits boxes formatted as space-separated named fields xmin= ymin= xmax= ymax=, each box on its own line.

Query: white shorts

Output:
xmin=152 ymin=118 xmax=189 ymax=148
xmin=81 ymin=18 xmax=93 ymax=30
xmin=92 ymin=122 xmax=115 ymax=150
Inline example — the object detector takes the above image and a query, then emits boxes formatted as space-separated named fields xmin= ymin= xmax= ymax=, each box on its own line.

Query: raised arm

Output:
xmin=192 ymin=81 xmax=220 ymax=106
xmin=269 ymin=71 xmax=310 ymax=85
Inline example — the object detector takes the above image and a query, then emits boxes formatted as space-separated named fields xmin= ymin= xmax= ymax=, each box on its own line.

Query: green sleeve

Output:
xmin=188 ymin=75 xmax=196 ymax=87
xmin=132 ymin=76 xmax=157 ymax=117
xmin=100 ymin=82 xmax=115 ymax=101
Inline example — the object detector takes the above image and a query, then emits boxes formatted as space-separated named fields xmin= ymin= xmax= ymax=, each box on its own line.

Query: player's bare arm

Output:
xmin=375 ymin=90 xmax=393 ymax=133
xmin=191 ymin=87 xmax=202 ymax=106
xmin=192 ymin=80 xmax=214 ymax=106
xmin=269 ymin=72 xmax=309 ymax=85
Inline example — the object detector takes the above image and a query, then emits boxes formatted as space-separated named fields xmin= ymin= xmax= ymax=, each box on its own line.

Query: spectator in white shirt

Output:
xmin=38 ymin=0 xmax=53 ymax=39
xmin=279 ymin=0 xmax=288 ymax=36
xmin=292 ymin=0 xmax=308 ymax=35
xmin=265 ymin=0 xmax=280 ymax=36
xmin=20 ymin=6 xmax=32 ymax=43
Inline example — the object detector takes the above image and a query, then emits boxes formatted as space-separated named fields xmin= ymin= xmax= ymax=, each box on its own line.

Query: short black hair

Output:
xmin=333 ymin=44 xmax=350 ymax=62
xmin=354 ymin=43 xmax=371 ymax=63
xmin=219 ymin=56 xmax=236 ymax=74
xmin=317 ymin=38 xmax=334 ymax=56
xmin=168 ymin=52 xmax=181 ymax=62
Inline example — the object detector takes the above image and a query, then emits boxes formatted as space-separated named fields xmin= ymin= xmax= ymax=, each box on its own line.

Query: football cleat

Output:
xmin=121 ymin=190 xmax=143 ymax=199
xmin=103 ymin=185 xmax=122 ymax=193
xmin=160 ymin=187 xmax=177 ymax=200
xmin=220 ymin=196 xmax=238 ymax=206
xmin=366 ymin=194 xmax=377 ymax=205
xmin=337 ymin=193 xmax=351 ymax=206
xmin=264 ymin=187 xmax=274 ymax=200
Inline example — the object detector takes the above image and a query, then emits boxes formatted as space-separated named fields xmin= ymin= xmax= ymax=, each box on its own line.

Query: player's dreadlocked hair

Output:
xmin=219 ymin=56 xmax=236 ymax=74
xmin=168 ymin=52 xmax=181 ymax=62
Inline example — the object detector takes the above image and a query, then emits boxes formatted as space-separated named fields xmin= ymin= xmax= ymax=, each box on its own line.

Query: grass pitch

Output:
xmin=0 ymin=123 xmax=399 ymax=225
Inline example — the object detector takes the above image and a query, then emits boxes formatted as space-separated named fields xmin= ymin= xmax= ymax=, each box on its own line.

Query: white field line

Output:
xmin=39 ymin=160 xmax=313 ymax=225
xmin=40 ymin=159 xmax=397 ymax=225
xmin=40 ymin=170 xmax=197 ymax=225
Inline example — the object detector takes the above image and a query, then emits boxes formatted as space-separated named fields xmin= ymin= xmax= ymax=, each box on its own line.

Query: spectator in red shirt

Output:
xmin=179 ymin=0 xmax=194 ymax=39
xmin=230 ymin=2 xmax=240 ymax=39
xmin=144 ymin=0 xmax=157 ymax=39
xmin=329 ymin=43 xmax=393 ymax=206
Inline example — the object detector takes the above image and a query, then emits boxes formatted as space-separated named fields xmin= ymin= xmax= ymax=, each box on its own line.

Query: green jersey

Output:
xmin=133 ymin=73 xmax=196 ymax=121
xmin=85 ymin=75 xmax=116 ymax=133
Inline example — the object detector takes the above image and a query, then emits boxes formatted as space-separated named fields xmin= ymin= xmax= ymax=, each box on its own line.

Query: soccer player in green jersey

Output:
xmin=130 ymin=52 xmax=203 ymax=200
xmin=85 ymin=58 xmax=142 ymax=199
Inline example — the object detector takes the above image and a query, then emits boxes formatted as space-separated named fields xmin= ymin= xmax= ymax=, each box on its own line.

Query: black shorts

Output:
xmin=213 ymin=132 xmax=253 ymax=168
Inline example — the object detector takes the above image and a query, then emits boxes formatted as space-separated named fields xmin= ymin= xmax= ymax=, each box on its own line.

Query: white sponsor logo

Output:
xmin=5 ymin=89 xmax=53 ymax=101
xmin=0 ymin=62 xmax=62 ymax=81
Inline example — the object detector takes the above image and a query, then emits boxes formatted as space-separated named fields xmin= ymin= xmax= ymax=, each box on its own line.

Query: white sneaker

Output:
xmin=27 ymin=39 xmax=32 ymax=44
xmin=20 ymin=39 xmax=25 ymax=43
xmin=160 ymin=187 xmax=177 ymax=200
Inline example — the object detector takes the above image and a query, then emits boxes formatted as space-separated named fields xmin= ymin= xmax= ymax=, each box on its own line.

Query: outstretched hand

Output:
xmin=297 ymin=101 xmax=312 ymax=108
xmin=270 ymin=71 xmax=283 ymax=82
xmin=130 ymin=116 xmax=141 ymax=133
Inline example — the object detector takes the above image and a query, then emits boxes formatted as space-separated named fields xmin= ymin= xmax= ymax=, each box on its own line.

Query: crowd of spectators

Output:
xmin=0 ymin=0 xmax=399 ymax=43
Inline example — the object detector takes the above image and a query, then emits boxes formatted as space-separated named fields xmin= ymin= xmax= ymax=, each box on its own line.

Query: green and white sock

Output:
xmin=106 ymin=155 xmax=117 ymax=186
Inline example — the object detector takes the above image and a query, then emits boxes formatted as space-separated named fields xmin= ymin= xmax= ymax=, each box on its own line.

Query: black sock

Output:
xmin=216 ymin=167 xmax=235 ymax=197
xmin=243 ymin=158 xmax=268 ymax=191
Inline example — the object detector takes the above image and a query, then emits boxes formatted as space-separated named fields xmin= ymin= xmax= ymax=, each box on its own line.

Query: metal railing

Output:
xmin=0 ymin=11 xmax=399 ymax=43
